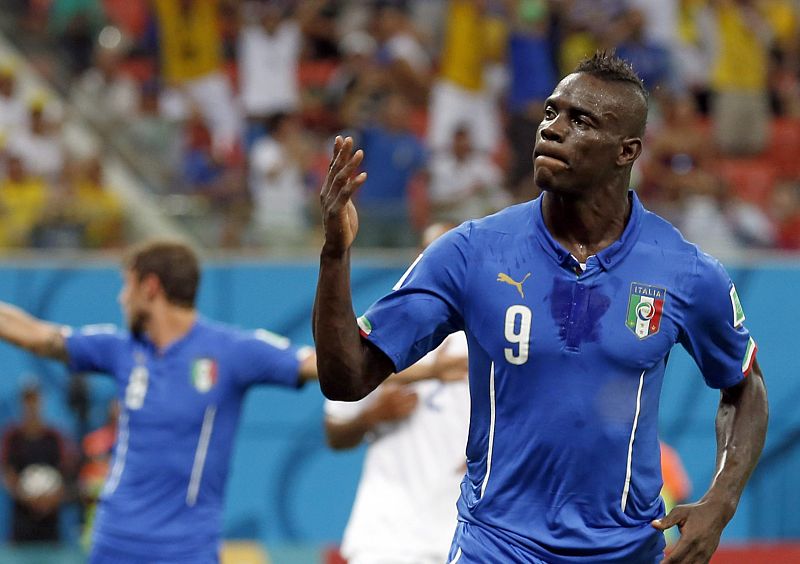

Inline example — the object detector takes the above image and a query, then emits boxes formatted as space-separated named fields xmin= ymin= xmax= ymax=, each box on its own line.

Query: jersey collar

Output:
xmin=531 ymin=190 xmax=644 ymax=271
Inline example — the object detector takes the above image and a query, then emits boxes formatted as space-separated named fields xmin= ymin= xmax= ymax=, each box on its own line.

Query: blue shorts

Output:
xmin=447 ymin=521 xmax=665 ymax=564
xmin=89 ymin=543 xmax=219 ymax=564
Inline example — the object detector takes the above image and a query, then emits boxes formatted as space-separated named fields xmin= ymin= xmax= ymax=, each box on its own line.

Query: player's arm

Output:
xmin=386 ymin=349 xmax=467 ymax=385
xmin=0 ymin=302 xmax=68 ymax=361
xmin=313 ymin=136 xmax=396 ymax=401
xmin=654 ymin=363 xmax=768 ymax=563
xmin=325 ymin=383 xmax=418 ymax=450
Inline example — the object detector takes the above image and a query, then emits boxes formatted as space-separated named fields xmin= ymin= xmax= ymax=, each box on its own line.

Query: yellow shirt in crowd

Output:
xmin=711 ymin=2 xmax=771 ymax=91
xmin=0 ymin=177 xmax=47 ymax=247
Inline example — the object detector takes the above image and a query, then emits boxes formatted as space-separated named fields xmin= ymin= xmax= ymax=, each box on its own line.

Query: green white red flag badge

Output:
xmin=357 ymin=315 xmax=372 ymax=337
xmin=626 ymin=283 xmax=666 ymax=339
xmin=192 ymin=358 xmax=218 ymax=393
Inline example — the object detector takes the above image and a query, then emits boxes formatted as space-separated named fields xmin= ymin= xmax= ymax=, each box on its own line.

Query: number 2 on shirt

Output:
xmin=504 ymin=305 xmax=531 ymax=365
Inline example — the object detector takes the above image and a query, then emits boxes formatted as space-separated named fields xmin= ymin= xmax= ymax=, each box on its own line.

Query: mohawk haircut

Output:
xmin=574 ymin=50 xmax=648 ymax=104
xmin=574 ymin=50 xmax=648 ymax=136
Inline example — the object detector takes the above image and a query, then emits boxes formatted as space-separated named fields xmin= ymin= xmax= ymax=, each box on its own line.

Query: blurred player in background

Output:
xmin=0 ymin=240 xmax=316 ymax=563
xmin=325 ymin=223 xmax=470 ymax=564
xmin=314 ymin=52 xmax=768 ymax=563
xmin=1 ymin=382 xmax=74 ymax=543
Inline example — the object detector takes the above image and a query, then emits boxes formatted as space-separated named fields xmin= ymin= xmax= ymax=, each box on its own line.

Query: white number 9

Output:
xmin=504 ymin=305 xmax=531 ymax=365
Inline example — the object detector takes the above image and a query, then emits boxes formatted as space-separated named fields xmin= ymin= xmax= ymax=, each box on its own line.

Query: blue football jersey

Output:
xmin=359 ymin=192 xmax=756 ymax=563
xmin=65 ymin=318 xmax=306 ymax=559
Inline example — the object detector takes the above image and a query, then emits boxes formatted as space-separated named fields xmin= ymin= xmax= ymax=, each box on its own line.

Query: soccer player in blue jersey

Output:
xmin=0 ymin=240 xmax=317 ymax=563
xmin=314 ymin=52 xmax=768 ymax=564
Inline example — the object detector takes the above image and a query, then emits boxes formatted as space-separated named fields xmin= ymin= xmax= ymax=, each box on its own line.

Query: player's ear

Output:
xmin=617 ymin=136 xmax=642 ymax=167
xmin=142 ymin=273 xmax=161 ymax=300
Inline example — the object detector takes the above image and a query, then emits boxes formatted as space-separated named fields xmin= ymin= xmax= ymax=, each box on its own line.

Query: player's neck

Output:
xmin=145 ymin=305 xmax=198 ymax=352
xmin=542 ymin=189 xmax=631 ymax=263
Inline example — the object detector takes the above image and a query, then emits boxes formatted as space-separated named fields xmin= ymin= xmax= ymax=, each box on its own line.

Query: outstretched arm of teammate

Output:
xmin=325 ymin=383 xmax=418 ymax=450
xmin=652 ymin=359 xmax=768 ymax=563
xmin=0 ymin=302 xmax=68 ymax=361
xmin=313 ymin=136 xmax=396 ymax=401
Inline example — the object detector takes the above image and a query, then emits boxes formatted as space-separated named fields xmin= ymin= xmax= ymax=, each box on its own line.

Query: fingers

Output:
xmin=323 ymin=136 xmax=367 ymax=205
xmin=652 ymin=506 xmax=686 ymax=531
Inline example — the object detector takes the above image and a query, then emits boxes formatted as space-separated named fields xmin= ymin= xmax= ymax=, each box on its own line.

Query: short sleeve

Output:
xmin=359 ymin=224 xmax=469 ymax=372
xmin=229 ymin=329 xmax=307 ymax=390
xmin=65 ymin=324 xmax=127 ymax=376
xmin=324 ymin=394 xmax=376 ymax=423
xmin=678 ymin=253 xmax=757 ymax=389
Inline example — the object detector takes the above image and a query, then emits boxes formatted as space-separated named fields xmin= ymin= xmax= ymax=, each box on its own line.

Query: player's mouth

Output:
xmin=533 ymin=147 xmax=570 ymax=169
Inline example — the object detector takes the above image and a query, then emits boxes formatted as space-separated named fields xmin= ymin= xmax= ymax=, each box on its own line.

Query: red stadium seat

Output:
xmin=298 ymin=60 xmax=339 ymax=89
xmin=716 ymin=158 xmax=777 ymax=206
xmin=767 ymin=118 xmax=800 ymax=177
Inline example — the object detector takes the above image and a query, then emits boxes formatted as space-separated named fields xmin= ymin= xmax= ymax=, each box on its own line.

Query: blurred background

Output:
xmin=0 ymin=0 xmax=797 ymax=562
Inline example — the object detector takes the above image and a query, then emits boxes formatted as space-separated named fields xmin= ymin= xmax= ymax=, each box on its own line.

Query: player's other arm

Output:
xmin=0 ymin=302 xmax=68 ymax=361
xmin=325 ymin=383 xmax=418 ymax=450
xmin=654 ymin=360 xmax=768 ymax=563
xmin=313 ymin=136 xmax=395 ymax=401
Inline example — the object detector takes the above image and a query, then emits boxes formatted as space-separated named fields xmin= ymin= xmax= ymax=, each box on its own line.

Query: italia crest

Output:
xmin=191 ymin=358 xmax=218 ymax=393
xmin=626 ymin=283 xmax=666 ymax=339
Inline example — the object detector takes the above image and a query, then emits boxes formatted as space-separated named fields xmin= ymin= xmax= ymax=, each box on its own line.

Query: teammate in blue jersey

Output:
xmin=313 ymin=52 xmax=768 ymax=563
xmin=0 ymin=241 xmax=317 ymax=563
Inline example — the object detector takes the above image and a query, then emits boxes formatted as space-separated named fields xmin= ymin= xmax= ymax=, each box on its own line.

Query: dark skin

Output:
xmin=314 ymin=72 xmax=768 ymax=563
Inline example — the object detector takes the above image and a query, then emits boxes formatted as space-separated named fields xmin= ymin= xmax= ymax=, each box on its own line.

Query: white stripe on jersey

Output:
xmin=449 ymin=547 xmax=462 ymax=563
xmin=393 ymin=253 xmax=424 ymax=291
xmin=186 ymin=405 xmax=217 ymax=507
xmin=621 ymin=370 xmax=646 ymax=513
xmin=103 ymin=410 xmax=130 ymax=496
xmin=480 ymin=362 xmax=496 ymax=499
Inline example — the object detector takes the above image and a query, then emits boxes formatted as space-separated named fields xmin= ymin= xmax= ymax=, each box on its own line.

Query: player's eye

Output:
xmin=544 ymin=107 xmax=556 ymax=120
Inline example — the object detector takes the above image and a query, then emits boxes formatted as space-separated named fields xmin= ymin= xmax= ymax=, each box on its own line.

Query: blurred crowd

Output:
xmin=0 ymin=0 xmax=799 ymax=255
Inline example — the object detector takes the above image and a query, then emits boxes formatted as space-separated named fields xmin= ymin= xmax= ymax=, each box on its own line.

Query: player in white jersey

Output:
xmin=326 ymin=331 xmax=469 ymax=564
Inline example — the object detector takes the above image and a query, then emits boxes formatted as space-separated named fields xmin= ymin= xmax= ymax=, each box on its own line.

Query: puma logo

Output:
xmin=497 ymin=272 xmax=531 ymax=299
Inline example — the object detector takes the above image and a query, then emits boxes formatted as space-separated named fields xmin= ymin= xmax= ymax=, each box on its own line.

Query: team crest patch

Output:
xmin=191 ymin=358 xmax=218 ymax=393
xmin=626 ymin=283 xmax=667 ymax=339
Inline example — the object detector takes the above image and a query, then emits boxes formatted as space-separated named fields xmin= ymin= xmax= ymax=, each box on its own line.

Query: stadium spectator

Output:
xmin=248 ymin=112 xmax=313 ymax=248
xmin=1 ymin=382 xmax=74 ymax=543
xmin=639 ymin=94 xmax=715 ymax=223
xmin=47 ymin=0 xmax=106 ymax=74
xmin=325 ymin=223 xmax=470 ymax=564
xmin=6 ymin=97 xmax=64 ymax=183
xmin=427 ymin=125 xmax=505 ymax=224
xmin=73 ymin=37 xmax=139 ymax=129
xmin=0 ymin=240 xmax=318 ymax=562
xmin=0 ymin=154 xmax=48 ymax=248
xmin=326 ymin=30 xmax=382 ymax=130
xmin=150 ymin=0 xmax=242 ymax=156
xmin=67 ymin=157 xmax=125 ymax=248
xmin=0 ymin=62 xmax=28 ymax=139
xmin=349 ymin=92 xmax=427 ymax=247
xmin=372 ymin=1 xmax=432 ymax=107
xmin=237 ymin=1 xmax=331 ymax=142
xmin=504 ymin=0 xmax=557 ymax=200
xmin=428 ymin=0 xmax=502 ymax=153
xmin=315 ymin=53 xmax=768 ymax=563
xmin=707 ymin=0 xmax=773 ymax=155
xmin=615 ymin=8 xmax=676 ymax=92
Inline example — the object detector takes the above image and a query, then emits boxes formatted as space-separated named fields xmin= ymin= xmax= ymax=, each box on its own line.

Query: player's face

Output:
xmin=118 ymin=269 xmax=150 ymax=336
xmin=533 ymin=73 xmax=627 ymax=195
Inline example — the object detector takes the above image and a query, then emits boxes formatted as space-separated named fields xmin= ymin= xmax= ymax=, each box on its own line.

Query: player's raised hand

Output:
xmin=320 ymin=135 xmax=367 ymax=257
xmin=652 ymin=500 xmax=726 ymax=563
